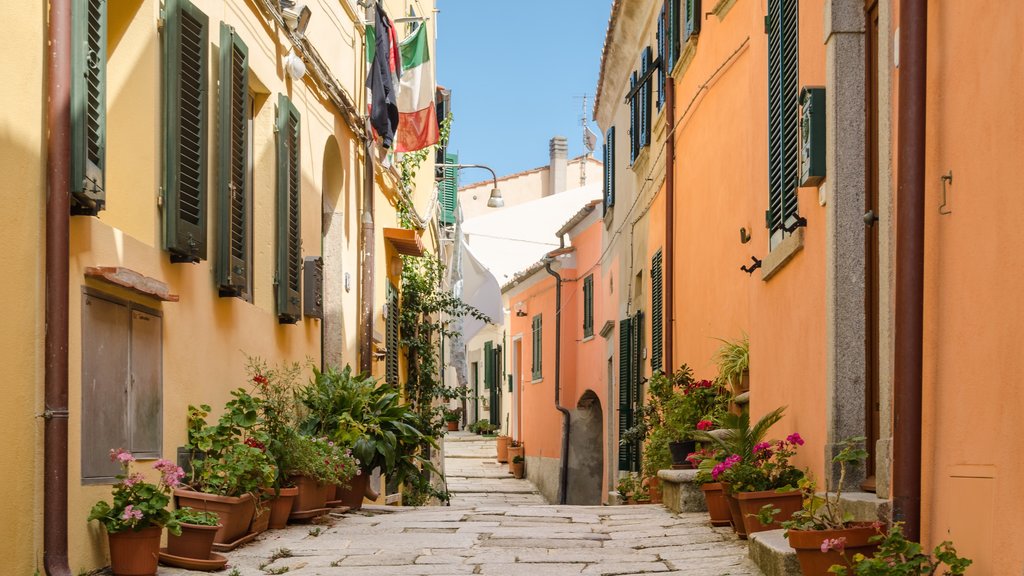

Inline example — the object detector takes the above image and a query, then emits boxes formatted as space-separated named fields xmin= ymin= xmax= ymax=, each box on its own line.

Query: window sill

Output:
xmin=631 ymin=146 xmax=651 ymax=175
xmin=531 ymin=378 xmax=543 ymax=384
xmin=761 ymin=227 xmax=804 ymax=281
xmin=712 ymin=0 xmax=738 ymax=20
xmin=670 ymin=38 xmax=698 ymax=81
xmin=582 ymin=335 xmax=595 ymax=343
xmin=604 ymin=205 xmax=615 ymax=229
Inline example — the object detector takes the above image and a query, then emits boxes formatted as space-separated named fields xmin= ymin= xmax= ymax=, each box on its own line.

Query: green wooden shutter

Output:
xmin=385 ymin=282 xmax=400 ymax=386
xmin=532 ymin=314 xmax=543 ymax=380
xmin=669 ymin=0 xmax=680 ymax=65
xmin=767 ymin=0 xmax=800 ymax=240
xmin=630 ymin=310 xmax=644 ymax=472
xmin=489 ymin=345 xmax=501 ymax=426
xmin=640 ymin=47 xmax=652 ymax=149
xmin=657 ymin=5 xmax=666 ymax=110
xmin=484 ymin=341 xmax=494 ymax=390
xmin=276 ymin=94 xmax=302 ymax=323
xmin=71 ymin=0 xmax=107 ymax=216
xmin=603 ymin=127 xmax=616 ymax=211
xmin=617 ymin=317 xmax=633 ymax=471
xmin=583 ymin=275 xmax=594 ymax=338
xmin=439 ymin=152 xmax=458 ymax=225
xmin=629 ymin=74 xmax=638 ymax=163
xmin=162 ymin=0 xmax=209 ymax=262
xmin=216 ymin=23 xmax=249 ymax=296
xmin=651 ymin=251 xmax=663 ymax=372
xmin=685 ymin=0 xmax=702 ymax=40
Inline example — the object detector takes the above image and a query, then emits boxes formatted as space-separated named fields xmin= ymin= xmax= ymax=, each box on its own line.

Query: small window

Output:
xmin=531 ymin=314 xmax=543 ymax=380
xmin=81 ymin=291 xmax=163 ymax=483
xmin=583 ymin=275 xmax=595 ymax=338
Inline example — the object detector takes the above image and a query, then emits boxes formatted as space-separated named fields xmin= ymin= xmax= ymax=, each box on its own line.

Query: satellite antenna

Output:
xmin=575 ymin=94 xmax=598 ymax=186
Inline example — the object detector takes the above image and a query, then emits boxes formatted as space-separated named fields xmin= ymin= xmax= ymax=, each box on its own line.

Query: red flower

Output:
xmin=244 ymin=437 xmax=266 ymax=451
xmin=253 ymin=374 xmax=269 ymax=386
xmin=696 ymin=420 xmax=714 ymax=431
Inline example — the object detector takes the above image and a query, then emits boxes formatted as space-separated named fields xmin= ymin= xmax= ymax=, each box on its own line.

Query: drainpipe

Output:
xmin=543 ymin=257 xmax=571 ymax=505
xmin=44 ymin=1 xmax=72 ymax=574
xmin=893 ymin=0 xmax=927 ymax=543
xmin=663 ymin=77 xmax=675 ymax=376
xmin=359 ymin=136 xmax=375 ymax=375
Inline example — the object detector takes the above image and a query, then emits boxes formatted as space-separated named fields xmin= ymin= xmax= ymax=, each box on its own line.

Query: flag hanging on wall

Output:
xmin=395 ymin=23 xmax=439 ymax=152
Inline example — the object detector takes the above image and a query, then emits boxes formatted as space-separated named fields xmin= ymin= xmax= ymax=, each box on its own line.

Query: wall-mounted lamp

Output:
xmin=281 ymin=1 xmax=311 ymax=37
xmin=284 ymin=50 xmax=306 ymax=80
xmin=438 ymin=163 xmax=504 ymax=208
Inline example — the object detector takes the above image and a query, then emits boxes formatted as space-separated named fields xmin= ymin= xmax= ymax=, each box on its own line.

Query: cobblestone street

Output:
xmin=162 ymin=434 xmax=761 ymax=575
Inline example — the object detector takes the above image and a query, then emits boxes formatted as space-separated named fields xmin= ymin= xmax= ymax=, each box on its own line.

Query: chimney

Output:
xmin=547 ymin=136 xmax=568 ymax=196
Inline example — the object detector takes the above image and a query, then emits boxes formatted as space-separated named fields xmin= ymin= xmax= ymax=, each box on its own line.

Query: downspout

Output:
xmin=543 ymin=257 xmax=571 ymax=505
xmin=359 ymin=137 xmax=375 ymax=375
xmin=893 ymin=0 xmax=927 ymax=543
xmin=44 ymin=0 xmax=72 ymax=574
xmin=663 ymin=76 xmax=675 ymax=376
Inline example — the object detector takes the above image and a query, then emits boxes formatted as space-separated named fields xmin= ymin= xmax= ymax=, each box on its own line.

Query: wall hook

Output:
xmin=782 ymin=215 xmax=808 ymax=234
xmin=740 ymin=256 xmax=762 ymax=275
xmin=739 ymin=227 xmax=751 ymax=244
xmin=939 ymin=170 xmax=953 ymax=215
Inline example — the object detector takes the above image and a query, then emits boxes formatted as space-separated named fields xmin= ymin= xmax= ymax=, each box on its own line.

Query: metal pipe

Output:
xmin=543 ymin=257 xmax=571 ymax=505
xmin=437 ymin=163 xmax=500 ymax=190
xmin=893 ymin=0 xmax=927 ymax=543
xmin=45 ymin=0 xmax=72 ymax=574
xmin=359 ymin=137 xmax=375 ymax=374
xmin=663 ymin=76 xmax=675 ymax=376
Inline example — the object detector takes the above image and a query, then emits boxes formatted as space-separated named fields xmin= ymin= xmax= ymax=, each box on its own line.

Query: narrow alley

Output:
xmin=161 ymin=434 xmax=760 ymax=576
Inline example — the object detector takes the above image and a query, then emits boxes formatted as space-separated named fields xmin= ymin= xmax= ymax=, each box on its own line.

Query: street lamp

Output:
xmin=439 ymin=163 xmax=504 ymax=208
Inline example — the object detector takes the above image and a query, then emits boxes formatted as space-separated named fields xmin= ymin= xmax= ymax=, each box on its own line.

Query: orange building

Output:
xmin=591 ymin=0 xmax=1023 ymax=572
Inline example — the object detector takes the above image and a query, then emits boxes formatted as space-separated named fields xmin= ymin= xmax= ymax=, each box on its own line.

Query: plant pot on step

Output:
xmin=107 ymin=525 xmax=163 ymax=576
xmin=290 ymin=475 xmax=331 ymax=514
xmin=787 ymin=523 xmax=881 ymax=576
xmin=719 ymin=483 xmax=746 ymax=539
xmin=447 ymin=420 xmax=459 ymax=431
xmin=735 ymin=488 xmax=803 ymax=536
xmin=668 ymin=440 xmax=697 ymax=468
xmin=496 ymin=435 xmax=510 ymax=463
xmin=167 ymin=522 xmax=220 ymax=560
xmin=699 ymin=482 xmax=732 ymax=527
xmin=643 ymin=476 xmax=663 ymax=504
xmin=336 ymin=471 xmax=370 ymax=511
xmin=510 ymin=456 xmax=525 ymax=478
xmin=506 ymin=444 xmax=524 ymax=474
xmin=173 ymin=489 xmax=255 ymax=545
xmin=265 ymin=486 xmax=299 ymax=529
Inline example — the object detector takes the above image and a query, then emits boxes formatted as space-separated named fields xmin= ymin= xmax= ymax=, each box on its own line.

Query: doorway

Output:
xmin=567 ymin=390 xmax=604 ymax=505
xmin=511 ymin=337 xmax=522 ymax=439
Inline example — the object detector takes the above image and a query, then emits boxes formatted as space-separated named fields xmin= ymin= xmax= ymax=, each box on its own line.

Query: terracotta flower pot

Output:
xmin=107 ymin=525 xmax=162 ymax=576
xmin=735 ymin=489 xmax=803 ymax=536
xmin=291 ymin=475 xmax=331 ymax=513
xmin=336 ymin=471 xmax=370 ymax=511
xmin=447 ymin=420 xmax=459 ymax=431
xmin=787 ymin=523 xmax=881 ymax=576
xmin=250 ymin=504 xmax=271 ymax=533
xmin=510 ymin=459 xmax=524 ymax=478
xmin=166 ymin=522 xmax=219 ymax=560
xmin=506 ymin=444 xmax=524 ymax=473
xmin=174 ymin=489 xmax=255 ymax=545
xmin=644 ymin=477 xmax=663 ymax=504
xmin=700 ymin=482 xmax=732 ymax=527
xmin=496 ymin=435 xmax=511 ymax=463
xmin=720 ymin=484 xmax=747 ymax=539
xmin=266 ymin=486 xmax=299 ymax=529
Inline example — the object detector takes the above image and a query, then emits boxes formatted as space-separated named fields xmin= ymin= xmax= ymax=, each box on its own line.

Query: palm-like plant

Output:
xmin=694 ymin=406 xmax=786 ymax=460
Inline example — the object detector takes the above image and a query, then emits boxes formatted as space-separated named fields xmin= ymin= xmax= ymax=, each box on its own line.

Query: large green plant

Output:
xmin=713 ymin=335 xmax=749 ymax=393
xmin=694 ymin=406 xmax=786 ymax=461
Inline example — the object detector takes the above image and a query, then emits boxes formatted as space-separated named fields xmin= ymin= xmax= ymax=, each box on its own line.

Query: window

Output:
xmin=766 ymin=0 xmax=800 ymax=248
xmin=276 ymin=94 xmax=302 ymax=323
xmin=81 ymin=291 xmax=162 ymax=483
xmin=603 ymin=127 xmax=616 ymax=213
xmin=583 ymin=275 xmax=594 ymax=338
xmin=163 ymin=0 xmax=210 ymax=263
xmin=651 ymin=250 xmax=663 ymax=371
xmin=684 ymin=0 xmax=701 ymax=42
xmin=71 ymin=0 xmax=107 ymax=216
xmin=216 ymin=23 xmax=251 ymax=298
xmin=385 ymin=282 xmax=399 ymax=386
xmin=628 ymin=48 xmax=653 ymax=164
xmin=531 ymin=314 xmax=543 ymax=380
xmin=657 ymin=1 xmax=680 ymax=107
xmin=617 ymin=310 xmax=644 ymax=472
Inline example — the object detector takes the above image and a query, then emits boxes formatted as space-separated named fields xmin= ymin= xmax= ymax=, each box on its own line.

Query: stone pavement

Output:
xmin=159 ymin=433 xmax=762 ymax=575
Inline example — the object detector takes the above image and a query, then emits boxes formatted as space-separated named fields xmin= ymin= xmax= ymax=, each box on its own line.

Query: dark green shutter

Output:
xmin=669 ymin=0 xmax=680 ymax=66
xmin=484 ymin=341 xmax=494 ymax=390
xmin=629 ymin=74 xmax=638 ymax=163
xmin=71 ymin=0 xmax=107 ymax=216
xmin=386 ymin=282 xmax=399 ymax=386
xmin=532 ymin=314 xmax=543 ymax=380
xmin=162 ymin=0 xmax=210 ymax=263
xmin=630 ymin=310 xmax=644 ymax=472
xmin=617 ymin=317 xmax=633 ymax=471
xmin=640 ymin=47 xmax=652 ymax=149
xmin=651 ymin=251 xmax=663 ymax=372
xmin=489 ymin=345 xmax=501 ymax=426
xmin=685 ymin=0 xmax=702 ymax=40
xmin=216 ymin=23 xmax=249 ymax=296
xmin=439 ymin=152 xmax=458 ymax=225
xmin=583 ymin=275 xmax=594 ymax=338
xmin=767 ymin=0 xmax=800 ymax=239
xmin=604 ymin=127 xmax=616 ymax=212
xmin=276 ymin=94 xmax=302 ymax=323
xmin=657 ymin=5 xmax=666 ymax=109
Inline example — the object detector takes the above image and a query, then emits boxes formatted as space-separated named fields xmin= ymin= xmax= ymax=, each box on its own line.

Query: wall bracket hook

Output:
xmin=939 ymin=170 xmax=953 ymax=215
xmin=740 ymin=256 xmax=762 ymax=275
xmin=782 ymin=215 xmax=808 ymax=234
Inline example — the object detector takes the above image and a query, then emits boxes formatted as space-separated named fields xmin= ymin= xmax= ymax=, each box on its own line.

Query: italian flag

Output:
xmin=395 ymin=23 xmax=439 ymax=152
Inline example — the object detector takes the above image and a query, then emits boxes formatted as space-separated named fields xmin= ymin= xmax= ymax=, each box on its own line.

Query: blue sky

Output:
xmin=435 ymin=1 xmax=611 ymax=186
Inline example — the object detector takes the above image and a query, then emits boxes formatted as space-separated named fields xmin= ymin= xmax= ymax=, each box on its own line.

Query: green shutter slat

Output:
xmin=163 ymin=0 xmax=209 ymax=262
xmin=604 ymin=127 xmax=616 ymax=211
xmin=386 ymin=282 xmax=400 ymax=386
xmin=767 ymin=0 xmax=783 ymax=233
xmin=583 ymin=275 xmax=594 ymax=338
xmin=71 ymin=0 xmax=107 ymax=216
xmin=216 ymin=23 xmax=249 ymax=296
xmin=767 ymin=0 xmax=799 ymax=236
xmin=439 ymin=151 xmax=458 ymax=224
xmin=629 ymin=74 xmax=638 ymax=163
xmin=618 ymin=317 xmax=633 ymax=471
xmin=484 ymin=341 xmax=494 ymax=389
xmin=630 ymin=311 xmax=644 ymax=472
xmin=651 ymin=251 xmax=663 ymax=372
xmin=276 ymin=94 xmax=302 ymax=323
xmin=657 ymin=6 xmax=666 ymax=110
xmin=640 ymin=48 xmax=652 ymax=149
xmin=532 ymin=314 xmax=543 ymax=380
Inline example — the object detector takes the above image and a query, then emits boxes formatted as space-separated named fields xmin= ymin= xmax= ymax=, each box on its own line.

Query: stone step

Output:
xmin=748 ymin=529 xmax=800 ymax=576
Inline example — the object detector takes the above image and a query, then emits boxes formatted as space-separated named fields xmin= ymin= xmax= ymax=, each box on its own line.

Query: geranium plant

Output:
xmin=774 ymin=436 xmax=868 ymax=532
xmin=714 ymin=433 xmax=805 ymax=493
xmin=88 ymin=449 xmax=183 ymax=535
xmin=173 ymin=507 xmax=220 ymax=527
xmin=279 ymin=435 xmax=360 ymax=486
xmin=828 ymin=522 xmax=972 ymax=575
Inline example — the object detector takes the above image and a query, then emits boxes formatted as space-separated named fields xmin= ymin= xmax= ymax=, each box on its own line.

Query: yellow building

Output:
xmin=1 ymin=0 xmax=440 ymax=573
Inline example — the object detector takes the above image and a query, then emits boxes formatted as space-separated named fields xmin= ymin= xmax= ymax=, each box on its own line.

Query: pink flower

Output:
xmin=711 ymin=454 xmax=741 ymax=480
xmin=820 ymin=537 xmax=847 ymax=554
xmin=786 ymin=433 xmax=805 ymax=446
xmin=153 ymin=459 xmax=185 ymax=488
xmin=122 ymin=473 xmax=145 ymax=487
xmin=696 ymin=420 xmax=713 ymax=431
xmin=753 ymin=441 xmax=772 ymax=454
xmin=109 ymin=448 xmax=135 ymax=464
xmin=121 ymin=505 xmax=143 ymax=522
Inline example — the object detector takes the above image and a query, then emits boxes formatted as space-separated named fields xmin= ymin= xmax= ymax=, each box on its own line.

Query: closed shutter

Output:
xmin=640 ymin=47 xmax=652 ymax=149
xmin=216 ymin=23 xmax=249 ymax=296
xmin=583 ymin=275 xmax=594 ymax=338
xmin=651 ymin=251 xmax=663 ymax=372
xmin=162 ymin=0 xmax=210 ymax=263
xmin=484 ymin=341 xmax=494 ymax=390
xmin=617 ymin=317 xmax=633 ymax=471
xmin=276 ymin=94 xmax=302 ymax=323
xmin=766 ymin=0 xmax=800 ymax=242
xmin=629 ymin=73 xmax=638 ymax=163
xmin=439 ymin=152 xmax=458 ymax=224
xmin=603 ymin=127 xmax=616 ymax=211
xmin=669 ymin=0 xmax=680 ymax=65
xmin=630 ymin=311 xmax=644 ymax=472
xmin=385 ymin=282 xmax=399 ymax=386
xmin=685 ymin=0 xmax=702 ymax=40
xmin=71 ymin=0 xmax=107 ymax=216
xmin=657 ymin=5 xmax=666 ymax=109
xmin=532 ymin=314 xmax=543 ymax=380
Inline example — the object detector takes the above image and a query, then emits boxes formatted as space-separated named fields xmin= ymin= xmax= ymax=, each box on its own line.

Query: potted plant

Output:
xmin=615 ymin=472 xmax=651 ymax=505
xmin=444 ymin=408 xmax=461 ymax=432
xmin=496 ymin=434 xmax=511 ymax=463
xmin=714 ymin=335 xmax=749 ymax=395
xmin=88 ymin=449 xmax=182 ymax=576
xmin=828 ymin=522 xmax=972 ymax=575
xmin=510 ymin=455 xmax=525 ymax=478
xmin=690 ymin=447 xmax=732 ymax=527
xmin=279 ymin=434 xmax=358 ymax=517
xmin=166 ymin=507 xmax=220 ymax=561
xmin=506 ymin=440 xmax=524 ymax=474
